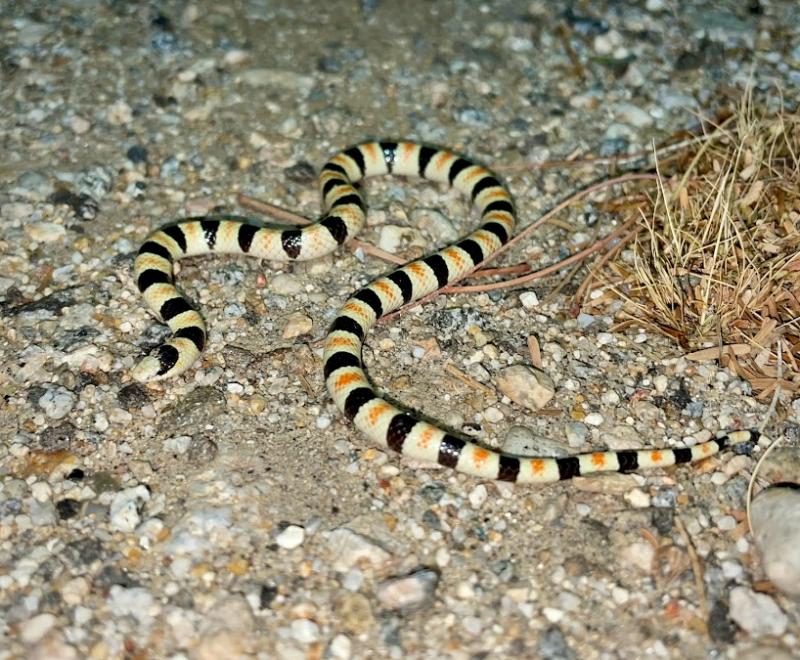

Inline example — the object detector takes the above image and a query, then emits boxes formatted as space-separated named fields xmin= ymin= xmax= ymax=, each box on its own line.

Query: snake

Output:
xmin=132 ymin=140 xmax=757 ymax=483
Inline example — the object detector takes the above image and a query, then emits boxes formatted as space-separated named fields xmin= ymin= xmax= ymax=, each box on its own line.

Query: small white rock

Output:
xmin=623 ymin=541 xmax=655 ymax=573
xmin=468 ymin=484 xmax=488 ymax=509
xmin=276 ymin=525 xmax=305 ymax=549
xmin=290 ymin=618 xmax=319 ymax=644
xmin=614 ymin=102 xmax=653 ymax=128
xmin=69 ymin=115 xmax=91 ymax=134
xmin=376 ymin=569 xmax=439 ymax=611
xmin=519 ymin=291 xmax=539 ymax=308
xmin=61 ymin=576 xmax=90 ymax=606
xmin=584 ymin=412 xmax=604 ymax=427
xmin=496 ymin=365 xmax=555 ymax=410
xmin=109 ymin=485 xmax=150 ymax=533
xmin=611 ymin=586 xmax=630 ymax=604
xmin=20 ymin=613 xmax=57 ymax=645
xmin=624 ymin=488 xmax=651 ymax=508
xmin=26 ymin=222 xmax=66 ymax=242
xmin=164 ymin=435 xmax=192 ymax=454
xmin=270 ymin=273 xmax=303 ymax=295
xmin=38 ymin=387 xmax=76 ymax=420
xmin=106 ymin=100 xmax=133 ymax=125
xmin=542 ymin=607 xmax=564 ymax=623
xmin=483 ymin=406 xmax=504 ymax=423
xmin=282 ymin=312 xmax=313 ymax=339
xmin=729 ymin=586 xmax=788 ymax=637
xmin=329 ymin=634 xmax=352 ymax=659
xmin=30 ymin=481 xmax=52 ymax=502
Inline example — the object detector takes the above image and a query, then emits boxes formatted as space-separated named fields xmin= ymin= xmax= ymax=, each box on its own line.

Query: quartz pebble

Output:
xmin=26 ymin=222 xmax=66 ymax=242
xmin=291 ymin=618 xmax=320 ymax=644
xmin=20 ymin=613 xmax=57 ymax=645
xmin=276 ymin=524 xmax=306 ymax=549
xmin=376 ymin=569 xmax=439 ymax=611
xmin=496 ymin=365 xmax=555 ymax=410
xmin=468 ymin=484 xmax=488 ymax=509
xmin=270 ymin=273 xmax=303 ymax=295
xmin=729 ymin=586 xmax=788 ymax=637
xmin=38 ymin=387 xmax=76 ymax=420
xmin=329 ymin=634 xmax=352 ymax=659
xmin=282 ymin=312 xmax=313 ymax=338
xmin=109 ymin=485 xmax=150 ymax=532
xmin=519 ymin=291 xmax=539 ymax=308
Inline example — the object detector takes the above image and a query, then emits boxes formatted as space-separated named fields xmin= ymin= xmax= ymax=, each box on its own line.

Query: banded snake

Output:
xmin=132 ymin=140 xmax=757 ymax=483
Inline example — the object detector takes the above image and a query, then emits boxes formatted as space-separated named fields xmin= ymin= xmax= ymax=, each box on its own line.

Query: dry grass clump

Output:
xmin=592 ymin=95 xmax=800 ymax=397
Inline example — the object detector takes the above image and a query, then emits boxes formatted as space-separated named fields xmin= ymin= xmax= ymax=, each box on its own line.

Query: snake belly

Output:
xmin=133 ymin=140 xmax=758 ymax=483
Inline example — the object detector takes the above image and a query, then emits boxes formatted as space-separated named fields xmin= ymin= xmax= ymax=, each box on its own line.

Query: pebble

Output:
xmin=728 ymin=586 xmax=788 ymax=637
xmin=584 ymin=412 xmax=604 ymax=427
xmin=496 ymin=365 xmax=555 ymax=410
xmin=26 ymin=222 xmax=66 ymax=242
xmin=291 ymin=618 xmax=320 ymax=644
xmin=329 ymin=634 xmax=352 ymax=659
xmin=601 ymin=425 xmax=645 ymax=450
xmin=751 ymin=486 xmax=800 ymax=597
xmin=109 ymin=485 xmax=150 ymax=532
xmin=538 ymin=626 xmax=576 ymax=660
xmin=28 ymin=632 xmax=79 ymax=660
xmin=282 ymin=312 xmax=313 ymax=339
xmin=519 ymin=291 xmax=539 ymax=308
xmin=600 ymin=390 xmax=620 ymax=405
xmin=195 ymin=595 xmax=255 ymax=660
xmin=623 ymin=488 xmax=651 ymax=508
xmin=109 ymin=585 xmax=154 ymax=618
xmin=61 ymin=576 xmax=90 ymax=606
xmin=239 ymin=68 xmax=314 ymax=92
xmin=29 ymin=500 xmax=57 ymax=526
xmin=106 ymin=100 xmax=133 ymax=124
xmin=2 ymin=201 xmax=34 ymax=220
xmin=30 ymin=481 xmax=52 ymax=502
xmin=276 ymin=524 xmax=306 ymax=549
xmin=164 ymin=435 xmax=192 ymax=454
xmin=483 ymin=406 xmax=504 ymax=422
xmin=341 ymin=568 xmax=363 ymax=591
xmin=326 ymin=527 xmax=391 ymax=571
xmin=614 ymin=103 xmax=654 ymax=127
xmin=565 ymin=422 xmax=589 ymax=448
xmin=468 ymin=484 xmax=488 ymax=509
xmin=716 ymin=515 xmax=737 ymax=531
xmin=378 ymin=225 xmax=422 ymax=252
xmin=38 ymin=387 xmax=76 ymax=420
xmin=410 ymin=208 xmax=457 ymax=242
xmin=542 ymin=607 xmax=564 ymax=623
xmin=20 ymin=613 xmax=57 ymax=644
xmin=270 ymin=273 xmax=303 ymax=295
xmin=623 ymin=542 xmax=655 ymax=573
xmin=376 ymin=568 xmax=439 ymax=611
